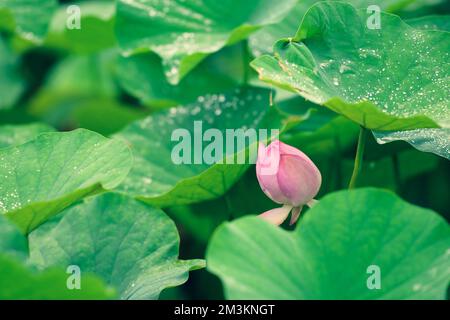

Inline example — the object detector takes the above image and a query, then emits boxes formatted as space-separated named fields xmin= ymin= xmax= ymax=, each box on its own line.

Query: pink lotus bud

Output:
xmin=256 ymin=140 xmax=321 ymax=225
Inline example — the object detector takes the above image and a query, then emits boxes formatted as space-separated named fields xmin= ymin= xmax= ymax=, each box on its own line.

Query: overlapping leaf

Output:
xmin=374 ymin=129 xmax=450 ymax=159
xmin=0 ymin=128 xmax=132 ymax=234
xmin=114 ymin=87 xmax=285 ymax=206
xmin=115 ymin=0 xmax=298 ymax=84
xmin=29 ymin=193 xmax=204 ymax=300
xmin=207 ymin=188 xmax=450 ymax=299
xmin=251 ymin=2 xmax=449 ymax=158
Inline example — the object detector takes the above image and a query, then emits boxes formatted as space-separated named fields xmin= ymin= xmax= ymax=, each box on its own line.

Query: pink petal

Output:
xmin=259 ymin=205 xmax=293 ymax=226
xmin=257 ymin=142 xmax=266 ymax=163
xmin=279 ymin=141 xmax=321 ymax=175
xmin=277 ymin=154 xmax=321 ymax=206
xmin=256 ymin=141 xmax=290 ymax=204
xmin=257 ymin=140 xmax=280 ymax=175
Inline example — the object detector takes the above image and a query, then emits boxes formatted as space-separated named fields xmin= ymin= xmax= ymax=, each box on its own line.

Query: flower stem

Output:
xmin=348 ymin=126 xmax=368 ymax=189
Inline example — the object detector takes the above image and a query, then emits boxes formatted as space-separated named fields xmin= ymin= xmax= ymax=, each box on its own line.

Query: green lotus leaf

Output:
xmin=207 ymin=188 xmax=450 ymax=299
xmin=251 ymin=2 xmax=449 ymax=131
xmin=29 ymin=193 xmax=204 ymax=300
xmin=373 ymin=128 xmax=450 ymax=159
xmin=0 ymin=255 xmax=117 ymax=299
xmin=0 ymin=214 xmax=116 ymax=300
xmin=0 ymin=128 xmax=133 ymax=234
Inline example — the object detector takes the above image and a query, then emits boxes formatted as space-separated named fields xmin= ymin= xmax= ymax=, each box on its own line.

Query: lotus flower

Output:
xmin=256 ymin=140 xmax=321 ymax=225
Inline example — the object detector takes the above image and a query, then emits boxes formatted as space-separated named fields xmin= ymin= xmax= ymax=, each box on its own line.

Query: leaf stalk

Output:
xmin=348 ymin=126 xmax=368 ymax=189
